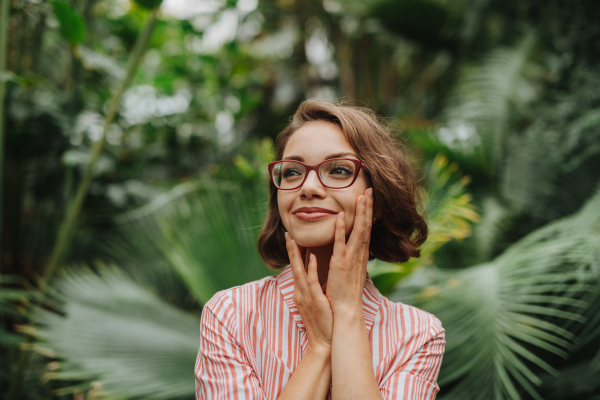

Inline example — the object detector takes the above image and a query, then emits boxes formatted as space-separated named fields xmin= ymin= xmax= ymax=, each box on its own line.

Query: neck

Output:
xmin=299 ymin=243 xmax=334 ymax=288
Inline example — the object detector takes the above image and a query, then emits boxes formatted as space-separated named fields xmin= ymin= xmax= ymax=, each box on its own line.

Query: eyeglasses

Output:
xmin=268 ymin=158 xmax=368 ymax=190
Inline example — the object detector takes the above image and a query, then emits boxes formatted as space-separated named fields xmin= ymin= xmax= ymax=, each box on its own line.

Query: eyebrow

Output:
xmin=281 ymin=152 xmax=359 ymax=162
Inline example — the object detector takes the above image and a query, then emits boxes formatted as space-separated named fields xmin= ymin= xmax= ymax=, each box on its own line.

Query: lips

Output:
xmin=293 ymin=207 xmax=338 ymax=222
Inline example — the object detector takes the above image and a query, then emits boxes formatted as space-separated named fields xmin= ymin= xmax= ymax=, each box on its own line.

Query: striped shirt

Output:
xmin=195 ymin=265 xmax=445 ymax=399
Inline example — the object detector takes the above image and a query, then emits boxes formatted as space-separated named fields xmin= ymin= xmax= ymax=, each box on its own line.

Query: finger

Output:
xmin=346 ymin=194 xmax=367 ymax=254
xmin=364 ymin=188 xmax=374 ymax=238
xmin=333 ymin=212 xmax=346 ymax=260
xmin=288 ymin=238 xmax=311 ymax=298
xmin=306 ymin=253 xmax=324 ymax=299
xmin=362 ymin=188 xmax=374 ymax=263
xmin=292 ymin=286 xmax=305 ymax=309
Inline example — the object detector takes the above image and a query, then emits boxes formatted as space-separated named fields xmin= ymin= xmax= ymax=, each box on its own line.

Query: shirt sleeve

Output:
xmin=195 ymin=293 xmax=265 ymax=400
xmin=379 ymin=317 xmax=445 ymax=400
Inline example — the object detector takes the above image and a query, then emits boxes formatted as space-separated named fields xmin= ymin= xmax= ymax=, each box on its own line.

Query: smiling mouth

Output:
xmin=294 ymin=212 xmax=337 ymax=221
xmin=293 ymin=207 xmax=337 ymax=222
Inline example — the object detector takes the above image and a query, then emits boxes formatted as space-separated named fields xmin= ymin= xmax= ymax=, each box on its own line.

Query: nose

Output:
xmin=299 ymin=170 xmax=326 ymax=198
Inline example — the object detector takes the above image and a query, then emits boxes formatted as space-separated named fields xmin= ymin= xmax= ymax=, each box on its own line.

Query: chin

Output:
xmin=286 ymin=220 xmax=334 ymax=247
xmin=294 ymin=237 xmax=333 ymax=248
xmin=289 ymin=227 xmax=335 ymax=248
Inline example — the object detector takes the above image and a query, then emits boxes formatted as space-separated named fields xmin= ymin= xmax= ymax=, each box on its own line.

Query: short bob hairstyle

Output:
xmin=257 ymin=99 xmax=428 ymax=270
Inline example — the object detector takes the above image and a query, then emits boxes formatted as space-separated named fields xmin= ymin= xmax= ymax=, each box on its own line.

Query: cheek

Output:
xmin=342 ymin=198 xmax=358 ymax=238
xmin=340 ymin=180 xmax=368 ymax=237
xmin=277 ymin=192 xmax=291 ymax=230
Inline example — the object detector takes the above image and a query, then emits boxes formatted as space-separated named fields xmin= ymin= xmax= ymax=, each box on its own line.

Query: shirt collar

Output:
xmin=276 ymin=264 xmax=382 ymax=334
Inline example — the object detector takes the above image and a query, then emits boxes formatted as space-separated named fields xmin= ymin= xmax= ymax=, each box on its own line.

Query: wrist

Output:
xmin=332 ymin=304 xmax=364 ymax=323
xmin=306 ymin=342 xmax=332 ymax=359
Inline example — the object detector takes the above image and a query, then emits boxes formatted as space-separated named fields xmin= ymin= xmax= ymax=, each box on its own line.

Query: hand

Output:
xmin=325 ymin=188 xmax=374 ymax=316
xmin=286 ymin=232 xmax=334 ymax=353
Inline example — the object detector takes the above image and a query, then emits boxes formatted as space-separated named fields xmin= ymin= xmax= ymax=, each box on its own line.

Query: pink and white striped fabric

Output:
xmin=195 ymin=265 xmax=445 ymax=399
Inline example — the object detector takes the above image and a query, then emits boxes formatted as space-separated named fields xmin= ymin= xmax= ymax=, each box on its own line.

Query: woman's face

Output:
xmin=277 ymin=120 xmax=369 ymax=248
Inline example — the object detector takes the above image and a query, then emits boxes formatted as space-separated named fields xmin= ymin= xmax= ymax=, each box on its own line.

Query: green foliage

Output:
xmin=232 ymin=138 xmax=275 ymax=180
xmin=369 ymin=0 xmax=456 ymax=49
xmin=109 ymin=178 xmax=273 ymax=305
xmin=36 ymin=174 xmax=274 ymax=397
xmin=369 ymin=154 xmax=479 ymax=294
xmin=442 ymin=32 xmax=540 ymax=173
xmin=423 ymin=155 xmax=480 ymax=245
xmin=0 ymin=275 xmax=37 ymax=346
xmin=50 ymin=1 xmax=87 ymax=44
xmin=133 ymin=0 xmax=163 ymax=10
xmin=4 ymin=0 xmax=600 ymax=398
xmin=35 ymin=265 xmax=198 ymax=399
xmin=392 ymin=187 xmax=600 ymax=400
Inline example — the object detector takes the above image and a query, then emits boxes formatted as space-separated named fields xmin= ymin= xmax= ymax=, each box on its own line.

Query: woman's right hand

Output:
xmin=286 ymin=232 xmax=333 ymax=353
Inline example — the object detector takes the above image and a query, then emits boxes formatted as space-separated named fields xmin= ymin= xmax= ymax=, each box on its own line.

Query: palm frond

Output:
xmin=107 ymin=178 xmax=274 ymax=306
xmin=0 ymin=274 xmax=40 ymax=346
xmin=390 ymin=186 xmax=600 ymax=400
xmin=442 ymin=32 xmax=540 ymax=171
xmin=369 ymin=154 xmax=479 ymax=294
xmin=35 ymin=264 xmax=199 ymax=400
xmin=469 ymin=196 xmax=514 ymax=263
xmin=501 ymin=106 xmax=600 ymax=221
xmin=424 ymin=155 xmax=480 ymax=248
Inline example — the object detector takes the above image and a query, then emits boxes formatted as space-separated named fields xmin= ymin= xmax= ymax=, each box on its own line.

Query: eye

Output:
xmin=329 ymin=166 xmax=353 ymax=175
xmin=282 ymin=167 xmax=302 ymax=178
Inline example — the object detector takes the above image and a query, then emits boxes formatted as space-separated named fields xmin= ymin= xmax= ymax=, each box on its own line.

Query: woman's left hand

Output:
xmin=325 ymin=187 xmax=374 ymax=316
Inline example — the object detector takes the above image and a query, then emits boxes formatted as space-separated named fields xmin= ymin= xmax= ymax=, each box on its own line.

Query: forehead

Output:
xmin=282 ymin=121 xmax=356 ymax=162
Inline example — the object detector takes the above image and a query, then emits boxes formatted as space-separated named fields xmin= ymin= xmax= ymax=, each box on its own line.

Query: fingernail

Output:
xmin=361 ymin=195 xmax=366 ymax=206
xmin=339 ymin=211 xmax=344 ymax=219
xmin=310 ymin=253 xmax=315 ymax=263
xmin=368 ymin=188 xmax=373 ymax=198
xmin=285 ymin=231 xmax=289 ymax=241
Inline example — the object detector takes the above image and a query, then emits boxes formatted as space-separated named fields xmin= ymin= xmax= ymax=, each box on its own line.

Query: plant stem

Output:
xmin=40 ymin=7 xmax=159 ymax=293
xmin=0 ymin=0 xmax=11 ymax=265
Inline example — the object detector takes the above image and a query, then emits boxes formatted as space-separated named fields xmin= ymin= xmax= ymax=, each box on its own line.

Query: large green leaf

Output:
xmin=36 ymin=265 xmax=199 ymax=400
xmin=35 ymin=176 xmax=272 ymax=399
xmin=442 ymin=32 xmax=540 ymax=172
xmin=109 ymin=178 xmax=274 ymax=306
xmin=50 ymin=1 xmax=87 ymax=44
xmin=500 ymin=106 xmax=600 ymax=221
xmin=390 ymin=186 xmax=600 ymax=400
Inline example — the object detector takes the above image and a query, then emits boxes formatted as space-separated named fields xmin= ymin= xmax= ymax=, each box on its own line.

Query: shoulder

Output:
xmin=380 ymin=296 xmax=444 ymax=342
xmin=203 ymin=274 xmax=279 ymax=318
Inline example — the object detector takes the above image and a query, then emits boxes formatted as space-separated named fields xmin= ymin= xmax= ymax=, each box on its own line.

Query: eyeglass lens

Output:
xmin=272 ymin=160 xmax=357 ymax=189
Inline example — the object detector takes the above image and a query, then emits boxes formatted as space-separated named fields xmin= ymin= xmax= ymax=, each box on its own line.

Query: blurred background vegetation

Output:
xmin=1 ymin=0 xmax=600 ymax=398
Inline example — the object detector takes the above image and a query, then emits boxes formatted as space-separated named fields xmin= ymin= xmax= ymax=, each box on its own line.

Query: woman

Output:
xmin=195 ymin=99 xmax=445 ymax=399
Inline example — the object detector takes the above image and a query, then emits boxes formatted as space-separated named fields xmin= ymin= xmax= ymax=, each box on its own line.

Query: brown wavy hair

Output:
xmin=257 ymin=99 xmax=428 ymax=270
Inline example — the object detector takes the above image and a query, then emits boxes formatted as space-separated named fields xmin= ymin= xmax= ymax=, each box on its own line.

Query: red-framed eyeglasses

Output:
xmin=268 ymin=158 xmax=368 ymax=190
